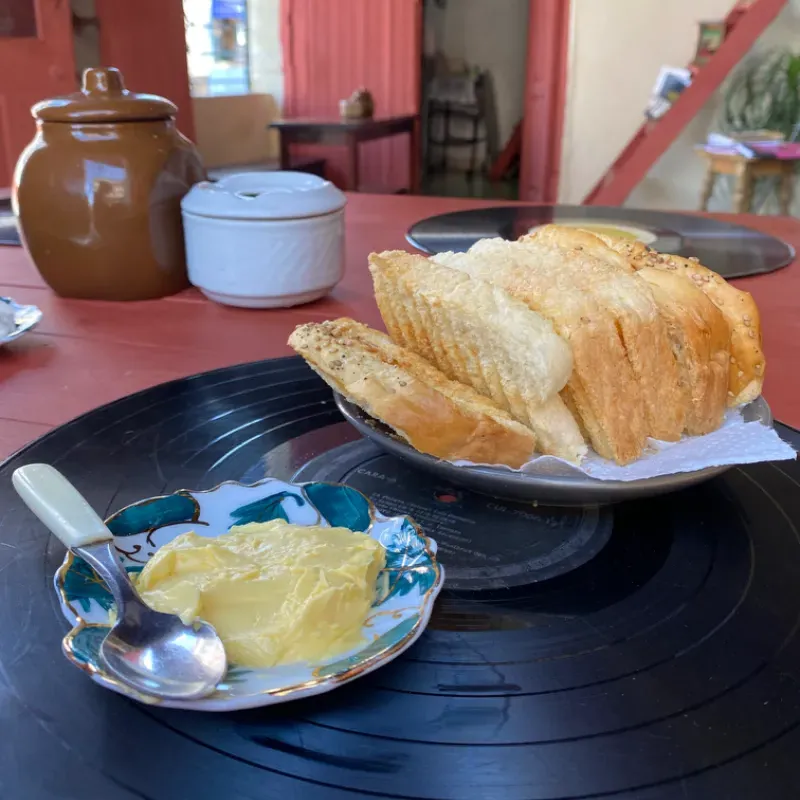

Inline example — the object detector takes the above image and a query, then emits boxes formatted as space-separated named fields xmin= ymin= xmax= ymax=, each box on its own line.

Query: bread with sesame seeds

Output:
xmin=635 ymin=267 xmax=730 ymax=435
xmin=520 ymin=225 xmax=686 ymax=440
xmin=547 ymin=226 xmax=731 ymax=435
xmin=597 ymin=236 xmax=765 ymax=406
xmin=288 ymin=318 xmax=540 ymax=468
xmin=368 ymin=250 xmax=587 ymax=463
xmin=432 ymin=231 xmax=686 ymax=464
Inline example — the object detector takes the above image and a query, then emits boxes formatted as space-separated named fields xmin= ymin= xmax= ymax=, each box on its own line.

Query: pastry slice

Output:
xmin=433 ymin=240 xmax=649 ymax=464
xmin=637 ymin=267 xmax=730 ymax=435
xmin=368 ymin=251 xmax=587 ymax=463
xmin=288 ymin=318 xmax=539 ymax=468
xmin=599 ymin=236 xmax=764 ymax=406
xmin=520 ymin=225 xmax=686 ymax=442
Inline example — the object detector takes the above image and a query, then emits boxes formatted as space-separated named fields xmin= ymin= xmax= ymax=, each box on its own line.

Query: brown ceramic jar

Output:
xmin=13 ymin=67 xmax=206 ymax=301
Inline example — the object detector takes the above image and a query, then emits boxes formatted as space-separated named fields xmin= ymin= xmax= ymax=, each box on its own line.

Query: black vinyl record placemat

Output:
xmin=1 ymin=357 xmax=800 ymax=799
xmin=0 ymin=198 xmax=20 ymax=246
xmin=407 ymin=205 xmax=795 ymax=279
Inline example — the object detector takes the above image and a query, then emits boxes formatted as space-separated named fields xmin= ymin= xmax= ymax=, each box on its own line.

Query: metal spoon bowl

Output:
xmin=12 ymin=464 xmax=227 ymax=701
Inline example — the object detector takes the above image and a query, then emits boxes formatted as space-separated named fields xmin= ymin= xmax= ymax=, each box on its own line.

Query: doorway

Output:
xmin=419 ymin=0 xmax=530 ymax=200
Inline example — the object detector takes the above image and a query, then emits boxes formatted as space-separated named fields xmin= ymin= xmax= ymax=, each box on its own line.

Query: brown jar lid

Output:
xmin=32 ymin=67 xmax=178 ymax=123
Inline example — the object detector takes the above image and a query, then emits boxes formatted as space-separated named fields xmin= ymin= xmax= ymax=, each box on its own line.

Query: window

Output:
xmin=0 ymin=0 xmax=37 ymax=38
xmin=184 ymin=0 xmax=250 ymax=96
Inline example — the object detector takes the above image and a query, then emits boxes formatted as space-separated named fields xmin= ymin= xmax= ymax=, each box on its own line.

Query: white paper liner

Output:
xmin=452 ymin=409 xmax=797 ymax=482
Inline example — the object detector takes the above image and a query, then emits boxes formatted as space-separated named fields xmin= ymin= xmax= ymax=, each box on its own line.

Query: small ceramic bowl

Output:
xmin=181 ymin=172 xmax=346 ymax=309
xmin=0 ymin=296 xmax=42 ymax=345
xmin=54 ymin=478 xmax=443 ymax=711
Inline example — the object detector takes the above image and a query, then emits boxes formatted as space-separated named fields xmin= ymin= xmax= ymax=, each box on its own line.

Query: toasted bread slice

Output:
xmin=599 ymin=236 xmax=764 ymax=406
xmin=368 ymin=251 xmax=587 ymax=463
xmin=433 ymin=241 xmax=649 ymax=464
xmin=637 ymin=267 xmax=730 ymax=434
xmin=520 ymin=226 xmax=686 ymax=442
xmin=557 ymin=225 xmax=729 ymax=434
xmin=288 ymin=319 xmax=539 ymax=468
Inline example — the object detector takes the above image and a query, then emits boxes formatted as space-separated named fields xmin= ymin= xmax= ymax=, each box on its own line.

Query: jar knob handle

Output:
xmin=82 ymin=67 xmax=126 ymax=96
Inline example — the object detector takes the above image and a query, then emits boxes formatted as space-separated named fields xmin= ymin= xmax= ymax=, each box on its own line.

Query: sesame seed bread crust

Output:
xmin=599 ymin=236 xmax=764 ymax=407
xmin=549 ymin=226 xmax=730 ymax=435
xmin=636 ymin=267 xmax=730 ymax=435
xmin=288 ymin=318 xmax=540 ymax=468
xmin=368 ymin=251 xmax=587 ymax=463
xmin=521 ymin=225 xmax=686 ymax=443
xmin=434 ymin=240 xmax=652 ymax=464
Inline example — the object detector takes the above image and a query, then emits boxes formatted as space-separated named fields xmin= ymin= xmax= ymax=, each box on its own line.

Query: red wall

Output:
xmin=96 ymin=0 xmax=196 ymax=141
xmin=281 ymin=0 xmax=422 ymax=191
xmin=0 ymin=0 xmax=75 ymax=187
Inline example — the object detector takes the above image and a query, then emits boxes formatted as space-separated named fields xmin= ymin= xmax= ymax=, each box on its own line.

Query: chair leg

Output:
xmin=699 ymin=165 xmax=716 ymax=211
xmin=779 ymin=167 xmax=794 ymax=215
xmin=733 ymin=166 xmax=753 ymax=213
xmin=467 ymin=116 xmax=479 ymax=180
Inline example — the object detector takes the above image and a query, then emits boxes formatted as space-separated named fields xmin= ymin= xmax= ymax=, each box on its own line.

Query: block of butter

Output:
xmin=135 ymin=519 xmax=386 ymax=668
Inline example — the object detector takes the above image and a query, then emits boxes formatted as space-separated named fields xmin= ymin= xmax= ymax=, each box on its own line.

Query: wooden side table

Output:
xmin=269 ymin=115 xmax=420 ymax=193
xmin=698 ymin=151 xmax=797 ymax=214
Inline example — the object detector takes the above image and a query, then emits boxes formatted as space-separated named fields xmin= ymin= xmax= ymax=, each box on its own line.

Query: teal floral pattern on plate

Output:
xmin=55 ymin=478 xmax=444 ymax=711
xmin=0 ymin=297 xmax=43 ymax=345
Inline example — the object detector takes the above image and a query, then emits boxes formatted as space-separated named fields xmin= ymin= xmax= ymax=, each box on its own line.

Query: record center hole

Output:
xmin=434 ymin=490 xmax=459 ymax=504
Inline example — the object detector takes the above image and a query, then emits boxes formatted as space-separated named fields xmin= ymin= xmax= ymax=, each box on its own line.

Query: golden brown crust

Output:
xmin=529 ymin=225 xmax=637 ymax=273
xmin=522 ymin=226 xmax=686 ymax=442
xmin=599 ymin=236 xmax=764 ymax=406
xmin=369 ymin=250 xmax=587 ymax=463
xmin=288 ymin=319 xmax=540 ymax=468
xmin=637 ymin=267 xmax=730 ymax=435
xmin=435 ymin=239 xmax=657 ymax=465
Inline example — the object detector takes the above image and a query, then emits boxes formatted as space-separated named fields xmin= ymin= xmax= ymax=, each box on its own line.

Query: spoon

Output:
xmin=12 ymin=463 xmax=227 ymax=701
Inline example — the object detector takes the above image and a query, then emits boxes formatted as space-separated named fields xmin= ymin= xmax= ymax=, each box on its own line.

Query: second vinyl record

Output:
xmin=407 ymin=204 xmax=794 ymax=279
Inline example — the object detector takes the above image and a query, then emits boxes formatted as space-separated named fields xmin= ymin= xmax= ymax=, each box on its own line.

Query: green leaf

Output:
xmin=69 ymin=626 xmax=109 ymax=665
xmin=63 ymin=557 xmax=114 ymax=611
xmin=723 ymin=48 xmax=800 ymax=140
xmin=229 ymin=490 xmax=304 ymax=526
xmin=106 ymin=494 xmax=199 ymax=537
xmin=303 ymin=483 xmax=371 ymax=532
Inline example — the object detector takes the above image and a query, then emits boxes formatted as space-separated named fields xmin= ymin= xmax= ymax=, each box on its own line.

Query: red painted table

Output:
xmin=270 ymin=115 xmax=420 ymax=193
xmin=0 ymin=195 xmax=798 ymax=461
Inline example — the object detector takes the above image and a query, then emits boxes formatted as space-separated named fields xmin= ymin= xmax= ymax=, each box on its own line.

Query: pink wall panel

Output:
xmin=282 ymin=0 xmax=422 ymax=191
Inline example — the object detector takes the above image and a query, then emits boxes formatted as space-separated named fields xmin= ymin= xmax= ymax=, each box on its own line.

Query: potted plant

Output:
xmin=722 ymin=49 xmax=800 ymax=138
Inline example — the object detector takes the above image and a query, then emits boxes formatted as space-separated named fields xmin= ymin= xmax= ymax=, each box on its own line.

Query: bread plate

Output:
xmin=334 ymin=393 xmax=773 ymax=506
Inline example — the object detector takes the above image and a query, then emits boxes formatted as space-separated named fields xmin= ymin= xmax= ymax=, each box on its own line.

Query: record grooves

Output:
xmin=406 ymin=204 xmax=795 ymax=279
xmin=1 ymin=357 xmax=800 ymax=799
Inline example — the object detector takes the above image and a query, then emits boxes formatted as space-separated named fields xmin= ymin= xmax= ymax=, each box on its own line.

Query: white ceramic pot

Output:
xmin=181 ymin=172 xmax=346 ymax=308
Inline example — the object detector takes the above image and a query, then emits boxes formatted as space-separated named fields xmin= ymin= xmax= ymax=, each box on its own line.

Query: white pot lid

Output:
xmin=181 ymin=171 xmax=346 ymax=220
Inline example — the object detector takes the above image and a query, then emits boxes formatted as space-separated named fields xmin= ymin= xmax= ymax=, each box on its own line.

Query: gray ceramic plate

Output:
xmin=334 ymin=394 xmax=773 ymax=506
xmin=0 ymin=296 xmax=42 ymax=345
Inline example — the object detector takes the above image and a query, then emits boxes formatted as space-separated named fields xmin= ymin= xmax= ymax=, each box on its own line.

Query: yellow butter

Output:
xmin=134 ymin=519 xmax=386 ymax=668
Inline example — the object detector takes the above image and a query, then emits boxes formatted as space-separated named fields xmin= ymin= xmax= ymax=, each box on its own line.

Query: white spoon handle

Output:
xmin=12 ymin=463 xmax=113 ymax=549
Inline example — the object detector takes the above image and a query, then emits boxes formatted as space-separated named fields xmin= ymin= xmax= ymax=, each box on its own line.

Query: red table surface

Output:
xmin=0 ymin=194 xmax=798 ymax=461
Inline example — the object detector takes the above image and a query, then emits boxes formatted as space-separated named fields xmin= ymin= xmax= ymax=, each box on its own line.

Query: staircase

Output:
xmin=583 ymin=0 xmax=788 ymax=206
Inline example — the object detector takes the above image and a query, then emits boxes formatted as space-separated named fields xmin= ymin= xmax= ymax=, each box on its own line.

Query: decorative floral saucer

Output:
xmin=0 ymin=296 xmax=42 ymax=345
xmin=54 ymin=478 xmax=443 ymax=711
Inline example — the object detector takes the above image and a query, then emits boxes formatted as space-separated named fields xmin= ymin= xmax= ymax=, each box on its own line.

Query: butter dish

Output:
xmin=54 ymin=478 xmax=443 ymax=711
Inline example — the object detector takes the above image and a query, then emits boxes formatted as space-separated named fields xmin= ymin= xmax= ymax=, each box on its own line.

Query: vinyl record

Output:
xmin=0 ymin=199 xmax=20 ymax=246
xmin=407 ymin=204 xmax=795 ymax=279
xmin=1 ymin=357 xmax=800 ymax=799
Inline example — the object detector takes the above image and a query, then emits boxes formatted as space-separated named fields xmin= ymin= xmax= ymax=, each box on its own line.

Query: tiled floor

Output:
xmin=421 ymin=170 xmax=518 ymax=200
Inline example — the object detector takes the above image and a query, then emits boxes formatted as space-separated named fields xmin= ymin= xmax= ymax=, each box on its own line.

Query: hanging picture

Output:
xmin=694 ymin=21 xmax=726 ymax=67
